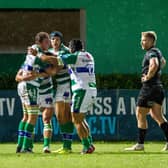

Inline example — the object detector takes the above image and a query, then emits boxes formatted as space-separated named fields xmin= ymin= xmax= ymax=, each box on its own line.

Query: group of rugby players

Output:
xmin=15 ymin=30 xmax=168 ymax=154
xmin=15 ymin=31 xmax=97 ymax=154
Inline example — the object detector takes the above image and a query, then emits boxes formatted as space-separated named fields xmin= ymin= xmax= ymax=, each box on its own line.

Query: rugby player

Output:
xmin=16 ymin=32 xmax=56 ymax=153
xmin=125 ymin=31 xmax=168 ymax=151
xmin=49 ymin=31 xmax=74 ymax=154
xmin=29 ymin=39 xmax=97 ymax=154
xmin=57 ymin=39 xmax=97 ymax=154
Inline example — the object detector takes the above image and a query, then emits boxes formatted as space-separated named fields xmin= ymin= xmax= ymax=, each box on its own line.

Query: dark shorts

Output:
xmin=137 ymin=85 xmax=164 ymax=108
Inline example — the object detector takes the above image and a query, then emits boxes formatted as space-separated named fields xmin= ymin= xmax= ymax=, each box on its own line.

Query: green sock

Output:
xmin=63 ymin=139 xmax=72 ymax=150
xmin=88 ymin=134 xmax=93 ymax=144
xmin=43 ymin=123 xmax=52 ymax=148
xmin=44 ymin=138 xmax=51 ymax=148
xmin=81 ymin=137 xmax=90 ymax=150
xmin=17 ymin=121 xmax=26 ymax=148
xmin=22 ymin=123 xmax=34 ymax=150
xmin=30 ymin=129 xmax=35 ymax=149
xmin=60 ymin=122 xmax=74 ymax=150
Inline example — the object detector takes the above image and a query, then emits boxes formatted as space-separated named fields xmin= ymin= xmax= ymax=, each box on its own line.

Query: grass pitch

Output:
xmin=0 ymin=142 xmax=167 ymax=168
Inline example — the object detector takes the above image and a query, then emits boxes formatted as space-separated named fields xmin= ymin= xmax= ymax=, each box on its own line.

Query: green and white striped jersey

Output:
xmin=21 ymin=45 xmax=46 ymax=87
xmin=32 ymin=44 xmax=54 ymax=95
xmin=59 ymin=51 xmax=96 ymax=92
xmin=21 ymin=44 xmax=53 ymax=95
xmin=49 ymin=44 xmax=70 ymax=85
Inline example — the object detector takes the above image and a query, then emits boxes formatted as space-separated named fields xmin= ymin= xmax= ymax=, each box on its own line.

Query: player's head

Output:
xmin=50 ymin=31 xmax=63 ymax=50
xmin=69 ymin=39 xmax=83 ymax=53
xmin=35 ymin=32 xmax=50 ymax=51
xmin=141 ymin=31 xmax=157 ymax=50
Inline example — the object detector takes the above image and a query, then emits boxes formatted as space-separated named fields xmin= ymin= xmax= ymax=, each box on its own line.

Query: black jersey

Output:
xmin=141 ymin=47 xmax=162 ymax=85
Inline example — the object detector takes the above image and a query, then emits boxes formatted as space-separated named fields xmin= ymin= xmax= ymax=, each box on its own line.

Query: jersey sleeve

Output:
xmin=149 ymin=51 xmax=158 ymax=59
xmin=34 ymin=56 xmax=44 ymax=65
xmin=60 ymin=53 xmax=78 ymax=65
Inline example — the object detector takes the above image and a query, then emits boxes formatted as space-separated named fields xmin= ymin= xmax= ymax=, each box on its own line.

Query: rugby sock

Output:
xmin=17 ymin=121 xmax=26 ymax=148
xmin=83 ymin=120 xmax=93 ymax=144
xmin=30 ymin=128 xmax=35 ymax=149
xmin=81 ymin=137 xmax=90 ymax=150
xmin=44 ymin=138 xmax=51 ymax=148
xmin=60 ymin=122 xmax=74 ymax=149
xmin=138 ymin=128 xmax=147 ymax=144
xmin=22 ymin=122 xmax=34 ymax=150
xmin=160 ymin=122 xmax=168 ymax=142
xmin=43 ymin=123 xmax=52 ymax=148
xmin=88 ymin=134 xmax=93 ymax=144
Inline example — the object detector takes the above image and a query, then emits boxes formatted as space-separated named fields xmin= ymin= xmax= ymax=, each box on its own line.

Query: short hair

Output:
xmin=141 ymin=31 xmax=157 ymax=44
xmin=69 ymin=39 xmax=83 ymax=52
xmin=35 ymin=32 xmax=49 ymax=43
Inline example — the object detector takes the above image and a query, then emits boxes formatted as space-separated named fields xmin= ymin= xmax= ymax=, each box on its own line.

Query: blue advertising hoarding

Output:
xmin=0 ymin=89 xmax=167 ymax=142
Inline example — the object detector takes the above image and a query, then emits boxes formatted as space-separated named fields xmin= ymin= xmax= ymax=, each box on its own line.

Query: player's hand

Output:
xmin=141 ymin=74 xmax=149 ymax=82
xmin=27 ymin=47 xmax=38 ymax=56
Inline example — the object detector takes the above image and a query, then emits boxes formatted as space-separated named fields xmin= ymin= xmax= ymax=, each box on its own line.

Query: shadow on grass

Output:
xmin=95 ymin=151 xmax=168 ymax=155
xmin=1 ymin=151 xmax=168 ymax=157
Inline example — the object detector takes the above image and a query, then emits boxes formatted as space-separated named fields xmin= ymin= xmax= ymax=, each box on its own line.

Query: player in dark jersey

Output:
xmin=125 ymin=31 xmax=168 ymax=151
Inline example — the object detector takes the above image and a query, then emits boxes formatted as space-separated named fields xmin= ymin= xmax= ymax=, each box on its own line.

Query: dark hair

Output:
xmin=69 ymin=39 xmax=83 ymax=52
xmin=35 ymin=32 xmax=49 ymax=43
xmin=50 ymin=31 xmax=63 ymax=42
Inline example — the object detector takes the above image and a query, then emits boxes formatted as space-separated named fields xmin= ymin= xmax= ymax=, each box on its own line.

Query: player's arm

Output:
xmin=37 ymin=71 xmax=50 ymax=78
xmin=161 ymin=56 xmax=166 ymax=69
xmin=40 ymin=55 xmax=59 ymax=66
xmin=142 ymin=57 xmax=159 ymax=82
xmin=15 ymin=69 xmax=38 ymax=82
xmin=28 ymin=47 xmax=58 ymax=64
xmin=44 ymin=66 xmax=59 ymax=76
xmin=28 ymin=47 xmax=61 ymax=70
xmin=58 ymin=53 xmax=78 ymax=65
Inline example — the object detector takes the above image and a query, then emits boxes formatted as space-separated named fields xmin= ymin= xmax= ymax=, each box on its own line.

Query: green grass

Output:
xmin=0 ymin=142 xmax=168 ymax=168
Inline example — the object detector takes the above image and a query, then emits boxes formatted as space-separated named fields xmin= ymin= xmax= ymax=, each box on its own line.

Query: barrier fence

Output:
xmin=0 ymin=89 xmax=167 ymax=142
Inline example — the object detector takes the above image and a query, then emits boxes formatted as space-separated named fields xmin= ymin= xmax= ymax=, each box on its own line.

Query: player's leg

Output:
xmin=53 ymin=85 xmax=74 ymax=154
xmin=125 ymin=106 xmax=149 ymax=151
xmin=21 ymin=84 xmax=39 ymax=153
xmin=71 ymin=89 xmax=95 ymax=154
xmin=42 ymin=107 xmax=53 ymax=153
xmin=149 ymin=86 xmax=168 ymax=151
xmin=71 ymin=112 xmax=92 ymax=153
xmin=16 ymin=104 xmax=28 ymax=153
xmin=150 ymin=103 xmax=166 ymax=125
xmin=38 ymin=92 xmax=54 ymax=153
xmin=82 ymin=96 xmax=96 ymax=146
xmin=83 ymin=119 xmax=93 ymax=145
xmin=16 ymin=82 xmax=29 ymax=153
xmin=125 ymin=86 xmax=151 ymax=151
xmin=21 ymin=106 xmax=38 ymax=152
xmin=150 ymin=104 xmax=168 ymax=151
xmin=136 ymin=106 xmax=149 ymax=146
xmin=53 ymin=101 xmax=74 ymax=153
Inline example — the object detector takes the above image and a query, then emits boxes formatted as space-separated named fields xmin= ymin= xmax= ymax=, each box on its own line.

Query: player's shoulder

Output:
xmin=61 ymin=44 xmax=70 ymax=52
xmin=48 ymin=48 xmax=54 ymax=52
xmin=85 ymin=51 xmax=92 ymax=56
xmin=31 ymin=44 xmax=44 ymax=54
xmin=148 ymin=47 xmax=162 ymax=57
xmin=31 ymin=44 xmax=38 ymax=49
xmin=83 ymin=51 xmax=94 ymax=59
xmin=150 ymin=47 xmax=161 ymax=53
